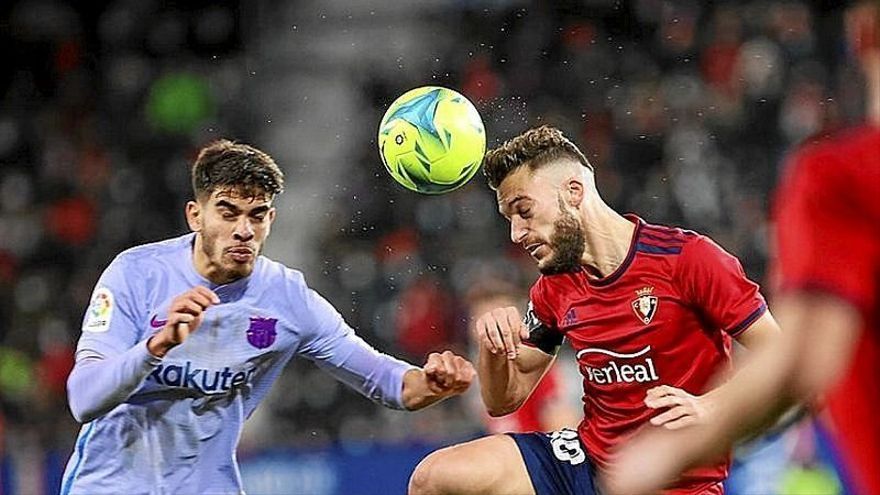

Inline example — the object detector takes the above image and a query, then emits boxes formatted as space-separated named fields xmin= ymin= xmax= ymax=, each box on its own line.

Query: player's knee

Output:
xmin=409 ymin=451 xmax=443 ymax=495
xmin=408 ymin=448 xmax=464 ymax=495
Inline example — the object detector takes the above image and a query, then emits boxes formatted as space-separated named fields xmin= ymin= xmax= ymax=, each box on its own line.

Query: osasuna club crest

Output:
xmin=631 ymin=286 xmax=658 ymax=324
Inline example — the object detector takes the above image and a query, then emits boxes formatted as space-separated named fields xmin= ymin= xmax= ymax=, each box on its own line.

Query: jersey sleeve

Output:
xmin=523 ymin=280 xmax=564 ymax=355
xmin=678 ymin=237 xmax=767 ymax=338
xmin=774 ymin=146 xmax=879 ymax=314
xmin=68 ymin=254 xmax=162 ymax=423
xmin=75 ymin=254 xmax=145 ymax=358
xmin=296 ymin=282 xmax=415 ymax=410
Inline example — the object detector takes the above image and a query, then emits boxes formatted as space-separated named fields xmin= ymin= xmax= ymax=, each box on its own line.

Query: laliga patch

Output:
xmin=83 ymin=287 xmax=114 ymax=332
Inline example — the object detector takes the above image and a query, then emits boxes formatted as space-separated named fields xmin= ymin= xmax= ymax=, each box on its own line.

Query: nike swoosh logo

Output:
xmin=150 ymin=315 xmax=168 ymax=328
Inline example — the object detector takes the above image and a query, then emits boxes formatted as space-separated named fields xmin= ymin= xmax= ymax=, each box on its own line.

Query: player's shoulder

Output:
xmin=637 ymin=220 xmax=730 ymax=274
xmin=797 ymin=125 xmax=879 ymax=153
xmin=781 ymin=126 xmax=880 ymax=207
xmin=637 ymin=219 xmax=700 ymax=254
xmin=256 ymin=255 xmax=310 ymax=295
xmin=532 ymin=271 xmax=580 ymax=295
xmin=636 ymin=220 xmax=715 ymax=281
xmin=790 ymin=126 xmax=880 ymax=173
xmin=113 ymin=233 xmax=195 ymax=269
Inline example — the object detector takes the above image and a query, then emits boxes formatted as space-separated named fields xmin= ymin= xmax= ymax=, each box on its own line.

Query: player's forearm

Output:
xmin=310 ymin=329 xmax=415 ymax=410
xmin=706 ymin=295 xmax=861 ymax=456
xmin=67 ymin=340 xmax=161 ymax=423
xmin=477 ymin=347 xmax=529 ymax=416
xmin=679 ymin=335 xmax=800 ymax=468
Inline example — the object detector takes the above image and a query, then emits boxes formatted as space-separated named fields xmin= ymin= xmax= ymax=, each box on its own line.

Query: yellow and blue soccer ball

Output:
xmin=378 ymin=86 xmax=486 ymax=194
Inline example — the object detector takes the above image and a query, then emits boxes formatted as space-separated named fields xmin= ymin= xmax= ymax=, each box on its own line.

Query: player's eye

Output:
xmin=251 ymin=213 xmax=266 ymax=222
xmin=519 ymin=208 xmax=532 ymax=219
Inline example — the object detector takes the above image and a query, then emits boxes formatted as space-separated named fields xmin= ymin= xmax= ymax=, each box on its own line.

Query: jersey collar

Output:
xmin=586 ymin=214 xmax=642 ymax=287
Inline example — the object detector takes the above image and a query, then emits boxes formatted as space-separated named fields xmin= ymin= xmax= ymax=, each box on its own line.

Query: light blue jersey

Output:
xmin=62 ymin=233 xmax=414 ymax=495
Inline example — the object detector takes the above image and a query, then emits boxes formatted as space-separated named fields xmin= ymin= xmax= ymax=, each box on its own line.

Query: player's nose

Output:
xmin=233 ymin=218 xmax=255 ymax=241
xmin=510 ymin=217 xmax=527 ymax=244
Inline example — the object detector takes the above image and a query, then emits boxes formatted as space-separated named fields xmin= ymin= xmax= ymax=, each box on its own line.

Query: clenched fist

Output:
xmin=403 ymin=351 xmax=476 ymax=410
xmin=423 ymin=350 xmax=476 ymax=395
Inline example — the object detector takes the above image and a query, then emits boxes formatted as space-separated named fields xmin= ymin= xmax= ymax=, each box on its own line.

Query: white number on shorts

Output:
xmin=549 ymin=428 xmax=586 ymax=466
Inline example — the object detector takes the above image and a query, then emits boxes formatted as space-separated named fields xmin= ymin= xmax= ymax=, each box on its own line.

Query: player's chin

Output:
xmin=535 ymin=253 xmax=555 ymax=273
xmin=224 ymin=258 xmax=255 ymax=277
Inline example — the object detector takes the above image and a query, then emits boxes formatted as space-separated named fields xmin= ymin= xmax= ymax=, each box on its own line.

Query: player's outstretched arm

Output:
xmin=475 ymin=306 xmax=555 ymax=416
xmin=640 ymin=312 xmax=783 ymax=431
xmin=401 ymin=351 xmax=476 ymax=411
xmin=604 ymin=294 xmax=861 ymax=495
xmin=68 ymin=287 xmax=219 ymax=423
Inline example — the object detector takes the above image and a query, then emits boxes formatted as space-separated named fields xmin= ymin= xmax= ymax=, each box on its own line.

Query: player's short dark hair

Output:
xmin=482 ymin=125 xmax=593 ymax=190
xmin=191 ymin=140 xmax=285 ymax=200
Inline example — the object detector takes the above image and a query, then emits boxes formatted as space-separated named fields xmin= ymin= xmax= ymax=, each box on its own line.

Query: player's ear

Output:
xmin=186 ymin=200 xmax=202 ymax=232
xmin=565 ymin=178 xmax=585 ymax=207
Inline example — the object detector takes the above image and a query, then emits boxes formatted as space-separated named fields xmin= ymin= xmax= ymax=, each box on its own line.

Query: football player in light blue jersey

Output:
xmin=61 ymin=140 xmax=476 ymax=495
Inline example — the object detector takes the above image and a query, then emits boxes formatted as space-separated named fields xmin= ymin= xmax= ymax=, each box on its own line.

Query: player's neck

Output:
xmin=579 ymin=204 xmax=636 ymax=279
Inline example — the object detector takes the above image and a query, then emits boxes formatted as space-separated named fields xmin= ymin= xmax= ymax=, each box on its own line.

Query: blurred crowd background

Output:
xmin=0 ymin=0 xmax=867 ymax=493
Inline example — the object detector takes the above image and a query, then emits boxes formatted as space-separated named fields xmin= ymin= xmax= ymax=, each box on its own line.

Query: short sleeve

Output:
xmin=523 ymin=280 xmax=565 ymax=355
xmin=774 ymin=147 xmax=879 ymax=314
xmin=76 ymin=255 xmax=144 ymax=358
xmin=678 ymin=237 xmax=767 ymax=337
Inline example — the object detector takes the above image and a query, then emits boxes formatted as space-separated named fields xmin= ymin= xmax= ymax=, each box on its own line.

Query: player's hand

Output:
xmin=148 ymin=286 xmax=220 ymax=357
xmin=645 ymin=385 xmax=715 ymax=430
xmin=423 ymin=351 xmax=476 ymax=396
xmin=475 ymin=306 xmax=529 ymax=360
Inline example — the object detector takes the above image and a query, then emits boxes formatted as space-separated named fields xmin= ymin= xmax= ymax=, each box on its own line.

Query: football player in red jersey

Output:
xmin=605 ymin=2 xmax=880 ymax=494
xmin=407 ymin=125 xmax=781 ymax=495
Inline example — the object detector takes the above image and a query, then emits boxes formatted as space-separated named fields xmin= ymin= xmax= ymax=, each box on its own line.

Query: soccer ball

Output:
xmin=378 ymin=86 xmax=486 ymax=194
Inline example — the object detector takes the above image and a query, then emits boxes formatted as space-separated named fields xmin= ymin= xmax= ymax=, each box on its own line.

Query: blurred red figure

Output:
xmin=773 ymin=127 xmax=880 ymax=495
xmin=397 ymin=276 xmax=456 ymax=359
xmin=605 ymin=3 xmax=880 ymax=494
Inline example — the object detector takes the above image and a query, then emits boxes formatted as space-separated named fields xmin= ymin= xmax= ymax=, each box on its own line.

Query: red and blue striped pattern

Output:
xmin=636 ymin=223 xmax=694 ymax=256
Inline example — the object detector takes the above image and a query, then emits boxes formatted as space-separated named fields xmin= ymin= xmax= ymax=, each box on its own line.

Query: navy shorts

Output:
xmin=509 ymin=428 xmax=601 ymax=495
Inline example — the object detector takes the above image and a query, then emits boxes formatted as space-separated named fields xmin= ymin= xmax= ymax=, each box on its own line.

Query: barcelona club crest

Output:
xmin=247 ymin=317 xmax=278 ymax=349
xmin=631 ymin=286 xmax=658 ymax=325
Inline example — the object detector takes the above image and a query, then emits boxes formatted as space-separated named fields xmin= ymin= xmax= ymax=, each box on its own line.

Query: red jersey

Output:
xmin=774 ymin=125 xmax=880 ymax=495
xmin=528 ymin=215 xmax=766 ymax=494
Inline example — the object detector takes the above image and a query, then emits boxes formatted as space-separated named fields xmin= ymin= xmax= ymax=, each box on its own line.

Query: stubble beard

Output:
xmin=200 ymin=230 xmax=254 ymax=282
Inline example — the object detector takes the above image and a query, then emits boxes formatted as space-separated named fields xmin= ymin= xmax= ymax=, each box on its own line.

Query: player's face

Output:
xmin=188 ymin=187 xmax=276 ymax=283
xmin=498 ymin=167 xmax=585 ymax=275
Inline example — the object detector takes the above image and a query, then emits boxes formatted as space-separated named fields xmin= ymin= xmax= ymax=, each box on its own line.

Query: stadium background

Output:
xmin=0 ymin=0 xmax=863 ymax=494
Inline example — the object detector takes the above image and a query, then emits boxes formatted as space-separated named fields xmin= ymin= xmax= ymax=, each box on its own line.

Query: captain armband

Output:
xmin=522 ymin=301 xmax=564 ymax=355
